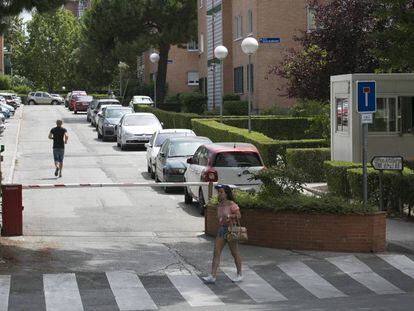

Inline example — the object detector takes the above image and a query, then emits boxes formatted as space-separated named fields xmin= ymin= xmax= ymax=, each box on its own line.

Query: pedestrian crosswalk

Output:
xmin=1 ymin=254 xmax=414 ymax=310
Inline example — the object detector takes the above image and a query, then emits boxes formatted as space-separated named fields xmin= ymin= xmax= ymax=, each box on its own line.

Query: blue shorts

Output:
xmin=217 ymin=225 xmax=228 ymax=239
xmin=53 ymin=148 xmax=65 ymax=163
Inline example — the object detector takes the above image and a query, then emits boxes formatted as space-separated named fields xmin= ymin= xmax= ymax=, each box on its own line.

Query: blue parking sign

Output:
xmin=357 ymin=81 xmax=376 ymax=113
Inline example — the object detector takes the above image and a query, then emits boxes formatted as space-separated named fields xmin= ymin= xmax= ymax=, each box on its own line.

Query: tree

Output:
xmin=373 ymin=0 xmax=414 ymax=72
xmin=0 ymin=0 xmax=66 ymax=34
xmin=273 ymin=0 xmax=379 ymax=101
xmin=78 ymin=0 xmax=197 ymax=103
xmin=3 ymin=16 xmax=26 ymax=76
xmin=21 ymin=9 xmax=80 ymax=91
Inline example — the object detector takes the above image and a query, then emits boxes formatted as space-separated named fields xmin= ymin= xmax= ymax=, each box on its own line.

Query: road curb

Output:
xmin=7 ymin=105 xmax=24 ymax=184
xmin=386 ymin=241 xmax=414 ymax=254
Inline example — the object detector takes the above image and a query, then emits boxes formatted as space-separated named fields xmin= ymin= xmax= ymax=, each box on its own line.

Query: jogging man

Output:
xmin=48 ymin=120 xmax=68 ymax=177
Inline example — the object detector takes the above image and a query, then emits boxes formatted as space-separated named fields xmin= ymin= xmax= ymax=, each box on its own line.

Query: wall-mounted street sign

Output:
xmin=371 ymin=156 xmax=404 ymax=171
xmin=259 ymin=37 xmax=281 ymax=44
xmin=357 ymin=81 xmax=376 ymax=113
xmin=167 ymin=60 xmax=173 ymax=64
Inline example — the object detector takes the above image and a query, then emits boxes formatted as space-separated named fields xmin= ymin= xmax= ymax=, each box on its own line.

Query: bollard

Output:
xmin=1 ymin=184 xmax=23 ymax=236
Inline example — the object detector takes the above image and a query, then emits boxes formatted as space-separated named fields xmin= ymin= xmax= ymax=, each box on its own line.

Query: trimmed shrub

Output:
xmin=223 ymin=94 xmax=240 ymax=101
xmin=261 ymin=103 xmax=290 ymax=115
xmin=324 ymin=161 xmax=364 ymax=197
xmin=223 ymin=100 xmax=248 ymax=115
xmin=192 ymin=119 xmax=328 ymax=166
xmin=286 ymin=148 xmax=331 ymax=182
xmin=180 ymin=92 xmax=207 ymax=114
xmin=0 ymin=75 xmax=12 ymax=90
xmin=135 ymin=105 xmax=200 ymax=129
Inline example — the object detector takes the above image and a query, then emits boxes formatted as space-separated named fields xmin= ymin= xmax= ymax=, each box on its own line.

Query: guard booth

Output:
xmin=331 ymin=73 xmax=414 ymax=162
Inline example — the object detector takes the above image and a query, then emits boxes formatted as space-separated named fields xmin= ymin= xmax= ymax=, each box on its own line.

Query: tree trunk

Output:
xmin=156 ymin=43 xmax=170 ymax=105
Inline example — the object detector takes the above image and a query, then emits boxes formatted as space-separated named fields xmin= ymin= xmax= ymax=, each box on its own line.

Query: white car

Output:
xmin=51 ymin=94 xmax=65 ymax=105
xmin=1 ymin=102 xmax=15 ymax=115
xmin=116 ymin=113 xmax=163 ymax=150
xmin=184 ymin=143 xmax=265 ymax=214
xmin=145 ymin=129 xmax=196 ymax=178
xmin=129 ymin=96 xmax=154 ymax=109
xmin=0 ymin=117 xmax=5 ymax=134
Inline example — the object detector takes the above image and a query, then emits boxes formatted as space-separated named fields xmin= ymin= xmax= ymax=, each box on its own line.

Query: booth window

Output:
xmin=399 ymin=97 xmax=414 ymax=134
xmin=369 ymin=97 xmax=398 ymax=133
xmin=335 ymin=98 xmax=349 ymax=132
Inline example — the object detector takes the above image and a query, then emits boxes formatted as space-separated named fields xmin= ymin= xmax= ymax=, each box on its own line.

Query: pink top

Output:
xmin=217 ymin=201 xmax=240 ymax=225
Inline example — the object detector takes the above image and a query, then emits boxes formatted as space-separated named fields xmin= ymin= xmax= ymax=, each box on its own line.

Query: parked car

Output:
xmin=11 ymin=95 xmax=22 ymax=107
xmin=184 ymin=143 xmax=265 ymax=214
xmin=116 ymin=113 xmax=162 ymax=150
xmin=51 ymin=94 xmax=65 ymax=105
xmin=129 ymin=96 xmax=154 ymax=108
xmin=0 ymin=106 xmax=11 ymax=119
xmin=0 ymin=112 xmax=5 ymax=123
xmin=92 ymin=99 xmax=121 ymax=127
xmin=145 ymin=129 xmax=196 ymax=179
xmin=0 ymin=93 xmax=19 ymax=109
xmin=0 ymin=117 xmax=5 ymax=134
xmin=73 ymin=95 xmax=93 ymax=114
xmin=155 ymin=136 xmax=212 ymax=192
xmin=68 ymin=91 xmax=87 ymax=111
xmin=87 ymin=100 xmax=98 ymax=122
xmin=97 ymin=106 xmax=133 ymax=140
xmin=27 ymin=92 xmax=61 ymax=105
xmin=65 ymin=92 xmax=72 ymax=107
xmin=1 ymin=102 xmax=15 ymax=116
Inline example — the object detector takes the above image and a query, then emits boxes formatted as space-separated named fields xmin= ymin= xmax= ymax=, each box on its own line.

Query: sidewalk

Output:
xmin=387 ymin=218 xmax=414 ymax=254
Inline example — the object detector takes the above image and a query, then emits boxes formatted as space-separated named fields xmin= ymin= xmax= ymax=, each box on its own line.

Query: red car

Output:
xmin=68 ymin=91 xmax=87 ymax=111
xmin=74 ymin=95 xmax=93 ymax=114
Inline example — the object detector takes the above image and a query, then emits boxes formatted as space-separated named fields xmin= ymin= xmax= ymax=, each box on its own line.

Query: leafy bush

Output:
xmin=286 ymin=148 xmax=331 ymax=182
xmin=180 ymin=92 xmax=207 ymax=114
xmin=223 ymin=100 xmax=248 ymax=115
xmin=324 ymin=161 xmax=364 ymax=197
xmin=192 ymin=119 xmax=328 ymax=166
xmin=0 ymin=75 xmax=12 ymax=90
xmin=13 ymin=84 xmax=31 ymax=94
xmin=260 ymin=103 xmax=290 ymax=115
xmin=223 ymin=94 xmax=240 ymax=101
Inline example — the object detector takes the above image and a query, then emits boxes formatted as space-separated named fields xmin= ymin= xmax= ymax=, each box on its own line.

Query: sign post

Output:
xmin=371 ymin=156 xmax=404 ymax=210
xmin=357 ymin=81 xmax=376 ymax=207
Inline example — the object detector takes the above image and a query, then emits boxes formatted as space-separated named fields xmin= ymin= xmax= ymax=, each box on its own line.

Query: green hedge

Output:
xmin=286 ymin=148 xmax=331 ymax=182
xmin=135 ymin=105 xmax=200 ymax=129
xmin=180 ymin=92 xmax=207 ymax=114
xmin=223 ymin=117 xmax=322 ymax=140
xmin=324 ymin=161 xmax=365 ymax=197
xmin=192 ymin=119 xmax=328 ymax=166
xmin=223 ymin=101 xmax=248 ymax=115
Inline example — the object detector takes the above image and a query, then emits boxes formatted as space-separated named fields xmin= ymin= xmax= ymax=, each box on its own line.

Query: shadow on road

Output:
xmin=177 ymin=202 xmax=202 ymax=217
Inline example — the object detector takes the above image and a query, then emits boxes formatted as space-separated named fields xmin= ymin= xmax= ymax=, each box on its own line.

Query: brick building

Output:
xmin=198 ymin=0 xmax=316 ymax=112
xmin=64 ymin=0 xmax=90 ymax=18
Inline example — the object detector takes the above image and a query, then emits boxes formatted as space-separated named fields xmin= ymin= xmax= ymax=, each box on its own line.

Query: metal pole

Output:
xmin=119 ymin=68 xmax=122 ymax=99
xmin=220 ymin=59 xmax=224 ymax=123
xmin=379 ymin=170 xmax=384 ymax=211
xmin=248 ymin=54 xmax=252 ymax=133
xmin=362 ymin=123 xmax=368 ymax=206
xmin=154 ymin=71 xmax=157 ymax=109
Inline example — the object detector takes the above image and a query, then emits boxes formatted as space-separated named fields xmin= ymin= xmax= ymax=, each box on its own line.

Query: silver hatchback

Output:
xmin=97 ymin=106 xmax=133 ymax=141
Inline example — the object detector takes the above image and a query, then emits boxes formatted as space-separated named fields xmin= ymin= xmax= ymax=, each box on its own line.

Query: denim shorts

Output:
xmin=217 ymin=225 xmax=228 ymax=239
xmin=53 ymin=148 xmax=65 ymax=163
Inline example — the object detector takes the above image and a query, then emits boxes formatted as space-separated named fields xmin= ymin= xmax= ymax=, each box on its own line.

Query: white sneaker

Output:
xmin=233 ymin=274 xmax=243 ymax=282
xmin=202 ymin=275 xmax=216 ymax=284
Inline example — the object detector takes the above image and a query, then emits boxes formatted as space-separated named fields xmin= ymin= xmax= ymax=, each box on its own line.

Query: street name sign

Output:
xmin=371 ymin=156 xmax=403 ymax=171
xmin=259 ymin=37 xmax=281 ymax=43
xmin=357 ymin=81 xmax=376 ymax=113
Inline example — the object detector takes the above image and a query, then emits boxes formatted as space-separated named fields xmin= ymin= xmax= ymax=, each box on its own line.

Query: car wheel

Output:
xmin=198 ymin=188 xmax=205 ymax=215
xmin=52 ymin=100 xmax=58 ymax=105
xmin=184 ymin=187 xmax=193 ymax=204
xmin=28 ymin=100 xmax=35 ymax=105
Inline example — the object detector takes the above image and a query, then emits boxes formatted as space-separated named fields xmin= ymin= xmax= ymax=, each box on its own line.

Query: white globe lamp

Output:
xmin=241 ymin=37 xmax=259 ymax=55
xmin=214 ymin=45 xmax=228 ymax=60
xmin=149 ymin=53 xmax=160 ymax=64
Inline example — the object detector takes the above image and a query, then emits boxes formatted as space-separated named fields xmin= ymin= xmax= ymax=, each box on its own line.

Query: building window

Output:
xmin=369 ymin=97 xmax=399 ymax=133
xmin=234 ymin=67 xmax=244 ymax=94
xmin=307 ymin=6 xmax=317 ymax=31
xmin=247 ymin=9 xmax=253 ymax=35
xmin=234 ymin=15 xmax=243 ymax=40
xmin=335 ymin=98 xmax=349 ymax=132
xmin=399 ymin=97 xmax=414 ymax=134
xmin=199 ymin=34 xmax=204 ymax=53
xmin=187 ymin=40 xmax=199 ymax=51
xmin=246 ymin=64 xmax=254 ymax=93
xmin=187 ymin=71 xmax=199 ymax=86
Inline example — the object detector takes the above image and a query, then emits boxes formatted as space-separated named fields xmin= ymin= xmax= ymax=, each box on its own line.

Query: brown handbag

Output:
xmin=225 ymin=217 xmax=248 ymax=243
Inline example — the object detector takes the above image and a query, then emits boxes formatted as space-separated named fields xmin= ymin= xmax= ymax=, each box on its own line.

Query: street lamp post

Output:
xmin=214 ymin=45 xmax=228 ymax=123
xmin=149 ymin=52 xmax=160 ymax=108
xmin=241 ymin=37 xmax=259 ymax=133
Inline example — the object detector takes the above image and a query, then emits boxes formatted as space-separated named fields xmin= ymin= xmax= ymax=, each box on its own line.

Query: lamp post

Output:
xmin=241 ymin=37 xmax=259 ymax=133
xmin=214 ymin=45 xmax=228 ymax=123
xmin=149 ymin=52 xmax=160 ymax=108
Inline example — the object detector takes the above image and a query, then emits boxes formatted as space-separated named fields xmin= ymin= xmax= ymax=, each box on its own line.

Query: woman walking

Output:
xmin=202 ymin=184 xmax=243 ymax=284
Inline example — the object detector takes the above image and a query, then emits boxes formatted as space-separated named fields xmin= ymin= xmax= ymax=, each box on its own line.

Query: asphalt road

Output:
xmin=0 ymin=105 xmax=414 ymax=311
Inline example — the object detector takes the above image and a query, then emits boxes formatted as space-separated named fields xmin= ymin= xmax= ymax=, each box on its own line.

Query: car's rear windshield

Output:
xmin=106 ymin=109 xmax=131 ymax=118
xmin=124 ymin=115 xmax=158 ymax=126
xmin=169 ymin=141 xmax=204 ymax=157
xmin=155 ymin=132 xmax=192 ymax=147
xmin=134 ymin=97 xmax=152 ymax=103
xmin=213 ymin=152 xmax=262 ymax=167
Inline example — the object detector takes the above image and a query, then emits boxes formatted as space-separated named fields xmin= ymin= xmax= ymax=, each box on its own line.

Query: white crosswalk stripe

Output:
xmin=378 ymin=254 xmax=414 ymax=279
xmin=222 ymin=266 xmax=287 ymax=303
xmin=327 ymin=255 xmax=404 ymax=295
xmin=0 ymin=276 xmax=10 ymax=311
xmin=278 ymin=261 xmax=347 ymax=299
xmin=167 ymin=272 xmax=224 ymax=307
xmin=43 ymin=273 xmax=84 ymax=311
xmin=106 ymin=271 xmax=157 ymax=310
